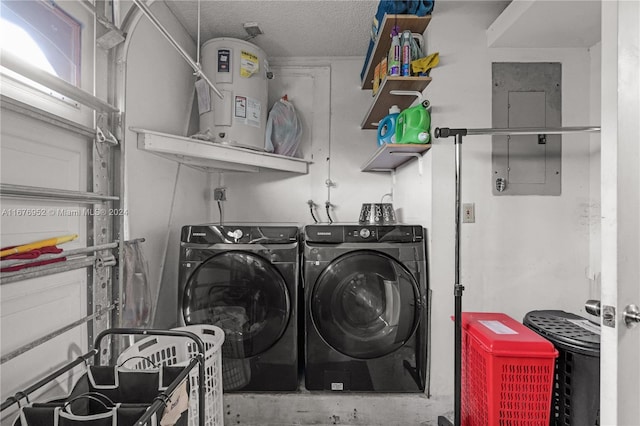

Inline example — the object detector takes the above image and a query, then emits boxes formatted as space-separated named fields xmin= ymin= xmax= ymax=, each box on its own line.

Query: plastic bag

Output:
xmin=265 ymin=97 xmax=303 ymax=157
xmin=122 ymin=240 xmax=152 ymax=328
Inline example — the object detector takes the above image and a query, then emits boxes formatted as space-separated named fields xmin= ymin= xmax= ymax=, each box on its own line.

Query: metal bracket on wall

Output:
xmin=389 ymin=152 xmax=424 ymax=175
xmin=96 ymin=113 xmax=119 ymax=145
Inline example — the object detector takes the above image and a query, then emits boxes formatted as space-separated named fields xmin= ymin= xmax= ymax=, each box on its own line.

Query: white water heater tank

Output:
xmin=200 ymin=38 xmax=268 ymax=151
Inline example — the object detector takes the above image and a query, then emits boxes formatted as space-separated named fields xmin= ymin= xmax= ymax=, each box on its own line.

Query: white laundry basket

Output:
xmin=117 ymin=325 xmax=225 ymax=426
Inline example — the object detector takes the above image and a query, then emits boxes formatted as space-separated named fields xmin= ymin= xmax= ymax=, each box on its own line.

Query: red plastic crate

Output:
xmin=460 ymin=312 xmax=558 ymax=426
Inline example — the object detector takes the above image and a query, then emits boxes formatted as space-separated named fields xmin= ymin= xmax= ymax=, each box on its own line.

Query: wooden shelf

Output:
xmin=361 ymin=14 xmax=432 ymax=90
xmin=132 ymin=128 xmax=311 ymax=174
xmin=361 ymin=76 xmax=432 ymax=129
xmin=361 ymin=143 xmax=431 ymax=172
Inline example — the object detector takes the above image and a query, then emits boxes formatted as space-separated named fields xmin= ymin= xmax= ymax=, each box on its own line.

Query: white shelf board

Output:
xmin=132 ymin=128 xmax=310 ymax=174
xmin=361 ymin=143 xmax=431 ymax=172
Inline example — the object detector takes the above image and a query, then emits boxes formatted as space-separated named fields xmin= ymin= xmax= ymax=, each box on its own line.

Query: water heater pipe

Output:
xmin=131 ymin=0 xmax=223 ymax=99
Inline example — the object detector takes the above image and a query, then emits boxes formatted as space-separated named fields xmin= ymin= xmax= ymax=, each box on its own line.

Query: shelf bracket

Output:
xmin=389 ymin=90 xmax=430 ymax=110
xmin=389 ymin=152 xmax=424 ymax=175
xmin=389 ymin=90 xmax=423 ymax=99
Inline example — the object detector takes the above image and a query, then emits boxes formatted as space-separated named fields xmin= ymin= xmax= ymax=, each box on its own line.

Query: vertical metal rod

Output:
xmin=454 ymin=133 xmax=463 ymax=426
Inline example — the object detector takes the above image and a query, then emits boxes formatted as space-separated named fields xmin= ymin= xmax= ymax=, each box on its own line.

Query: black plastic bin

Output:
xmin=523 ymin=310 xmax=600 ymax=426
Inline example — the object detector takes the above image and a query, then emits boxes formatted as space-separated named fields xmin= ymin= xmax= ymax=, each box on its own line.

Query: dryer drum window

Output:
xmin=182 ymin=250 xmax=291 ymax=358
xmin=311 ymin=250 xmax=421 ymax=359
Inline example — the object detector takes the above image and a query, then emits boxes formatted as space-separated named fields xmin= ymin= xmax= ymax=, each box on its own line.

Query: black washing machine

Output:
xmin=179 ymin=224 xmax=299 ymax=391
xmin=303 ymin=225 xmax=428 ymax=392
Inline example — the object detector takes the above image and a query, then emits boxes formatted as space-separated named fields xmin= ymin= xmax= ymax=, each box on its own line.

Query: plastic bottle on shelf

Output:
xmin=377 ymin=105 xmax=401 ymax=146
xmin=401 ymin=30 xmax=412 ymax=76
xmin=395 ymin=100 xmax=431 ymax=144
xmin=388 ymin=26 xmax=401 ymax=77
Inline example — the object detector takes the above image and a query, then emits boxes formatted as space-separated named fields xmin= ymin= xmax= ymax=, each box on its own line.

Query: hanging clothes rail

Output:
xmin=131 ymin=0 xmax=224 ymax=100
xmin=0 ymin=184 xmax=119 ymax=204
xmin=437 ymin=125 xmax=601 ymax=137
xmin=0 ymin=242 xmax=119 ymax=269
xmin=435 ymin=125 xmax=601 ymax=426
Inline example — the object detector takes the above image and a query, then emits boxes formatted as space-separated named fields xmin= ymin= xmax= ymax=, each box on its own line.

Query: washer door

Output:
xmin=183 ymin=250 xmax=290 ymax=358
xmin=311 ymin=250 xmax=421 ymax=359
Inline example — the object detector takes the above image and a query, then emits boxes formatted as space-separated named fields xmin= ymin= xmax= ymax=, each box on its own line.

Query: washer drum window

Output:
xmin=310 ymin=250 xmax=421 ymax=359
xmin=183 ymin=250 xmax=290 ymax=358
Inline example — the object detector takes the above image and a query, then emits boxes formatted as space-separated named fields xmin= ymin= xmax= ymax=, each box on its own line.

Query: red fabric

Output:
xmin=1 ymin=256 xmax=67 ymax=273
xmin=0 ymin=245 xmax=63 ymax=260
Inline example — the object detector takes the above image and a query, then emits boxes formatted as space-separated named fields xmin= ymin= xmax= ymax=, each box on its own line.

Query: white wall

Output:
xmin=220 ymin=58 xmax=391 ymax=226
xmin=122 ymin=1 xmax=210 ymax=327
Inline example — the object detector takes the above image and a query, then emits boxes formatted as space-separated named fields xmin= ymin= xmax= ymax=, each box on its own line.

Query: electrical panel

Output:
xmin=492 ymin=62 xmax=562 ymax=196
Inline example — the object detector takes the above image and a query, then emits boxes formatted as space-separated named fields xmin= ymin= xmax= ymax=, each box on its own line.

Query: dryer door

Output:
xmin=182 ymin=250 xmax=290 ymax=358
xmin=311 ymin=250 xmax=421 ymax=359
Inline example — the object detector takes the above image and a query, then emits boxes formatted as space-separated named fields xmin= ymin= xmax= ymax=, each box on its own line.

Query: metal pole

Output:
xmin=131 ymin=0 xmax=223 ymax=100
xmin=0 ymin=257 xmax=96 ymax=285
xmin=0 ymin=242 xmax=119 ymax=268
xmin=453 ymin=132 xmax=464 ymax=426
xmin=434 ymin=127 xmax=467 ymax=426
xmin=455 ymin=126 xmax=600 ymax=136
xmin=0 ymin=184 xmax=119 ymax=203
xmin=0 ymin=304 xmax=117 ymax=364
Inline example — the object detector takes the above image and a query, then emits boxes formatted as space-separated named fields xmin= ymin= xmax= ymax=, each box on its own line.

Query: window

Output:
xmin=1 ymin=0 xmax=82 ymax=86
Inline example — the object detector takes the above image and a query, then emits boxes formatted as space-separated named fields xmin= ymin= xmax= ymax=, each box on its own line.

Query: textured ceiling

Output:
xmin=166 ymin=1 xmax=599 ymax=58
xmin=164 ymin=0 xmax=380 ymax=58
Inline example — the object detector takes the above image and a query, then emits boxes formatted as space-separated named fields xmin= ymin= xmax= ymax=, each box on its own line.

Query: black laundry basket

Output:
xmin=1 ymin=328 xmax=207 ymax=426
xmin=523 ymin=310 xmax=600 ymax=426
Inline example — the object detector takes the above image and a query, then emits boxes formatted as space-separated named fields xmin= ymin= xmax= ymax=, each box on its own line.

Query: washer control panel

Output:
xmin=345 ymin=227 xmax=377 ymax=242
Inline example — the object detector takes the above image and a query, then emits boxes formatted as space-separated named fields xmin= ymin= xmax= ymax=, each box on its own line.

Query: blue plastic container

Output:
xmin=377 ymin=105 xmax=401 ymax=146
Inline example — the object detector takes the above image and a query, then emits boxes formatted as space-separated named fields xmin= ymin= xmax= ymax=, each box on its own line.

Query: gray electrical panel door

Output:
xmin=492 ymin=63 xmax=561 ymax=195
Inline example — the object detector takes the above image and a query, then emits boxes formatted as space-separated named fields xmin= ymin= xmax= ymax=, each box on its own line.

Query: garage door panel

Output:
xmin=0 ymin=110 xmax=87 ymax=191
xmin=0 ymin=199 xmax=86 ymax=249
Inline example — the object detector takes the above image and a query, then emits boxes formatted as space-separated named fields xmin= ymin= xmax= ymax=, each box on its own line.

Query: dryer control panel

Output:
xmin=182 ymin=224 xmax=298 ymax=244
xmin=305 ymin=225 xmax=423 ymax=243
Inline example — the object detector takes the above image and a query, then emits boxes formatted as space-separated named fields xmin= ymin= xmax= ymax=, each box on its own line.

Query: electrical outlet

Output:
xmin=463 ymin=203 xmax=475 ymax=223
xmin=214 ymin=187 xmax=227 ymax=201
